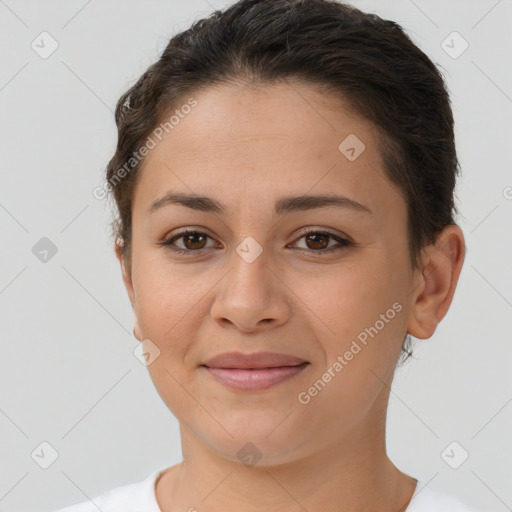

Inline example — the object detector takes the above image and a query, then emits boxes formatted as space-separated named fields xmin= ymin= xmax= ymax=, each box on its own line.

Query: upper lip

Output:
xmin=201 ymin=351 xmax=309 ymax=369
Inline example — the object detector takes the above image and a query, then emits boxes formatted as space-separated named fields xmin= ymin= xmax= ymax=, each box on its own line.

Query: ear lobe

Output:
xmin=407 ymin=225 xmax=466 ymax=340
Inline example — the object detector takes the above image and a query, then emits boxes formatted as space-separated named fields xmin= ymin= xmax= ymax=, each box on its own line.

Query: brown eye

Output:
xmin=304 ymin=233 xmax=330 ymax=250
xmin=160 ymin=229 xmax=352 ymax=256
xmin=182 ymin=232 xmax=207 ymax=250
xmin=290 ymin=230 xmax=353 ymax=255
xmin=161 ymin=230 xmax=216 ymax=254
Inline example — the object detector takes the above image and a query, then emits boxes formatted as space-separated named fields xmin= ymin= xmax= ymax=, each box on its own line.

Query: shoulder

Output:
xmin=406 ymin=481 xmax=481 ymax=512
xmin=52 ymin=469 xmax=164 ymax=512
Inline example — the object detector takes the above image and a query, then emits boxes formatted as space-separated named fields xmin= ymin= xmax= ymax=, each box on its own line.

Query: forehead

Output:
xmin=133 ymin=81 xmax=405 ymax=222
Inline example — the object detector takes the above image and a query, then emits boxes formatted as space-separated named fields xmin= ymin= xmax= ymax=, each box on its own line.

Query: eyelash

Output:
xmin=159 ymin=228 xmax=353 ymax=256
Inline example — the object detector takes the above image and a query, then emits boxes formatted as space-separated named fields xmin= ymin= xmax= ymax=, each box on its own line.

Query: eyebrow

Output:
xmin=146 ymin=191 xmax=372 ymax=216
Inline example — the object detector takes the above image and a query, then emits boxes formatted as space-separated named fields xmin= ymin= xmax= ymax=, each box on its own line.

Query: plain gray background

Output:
xmin=0 ymin=0 xmax=511 ymax=510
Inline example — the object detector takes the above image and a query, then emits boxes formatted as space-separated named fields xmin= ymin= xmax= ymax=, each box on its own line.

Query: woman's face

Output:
xmin=117 ymin=81 xmax=428 ymax=465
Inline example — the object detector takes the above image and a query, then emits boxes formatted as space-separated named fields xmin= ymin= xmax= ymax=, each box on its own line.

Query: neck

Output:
xmin=156 ymin=416 xmax=417 ymax=512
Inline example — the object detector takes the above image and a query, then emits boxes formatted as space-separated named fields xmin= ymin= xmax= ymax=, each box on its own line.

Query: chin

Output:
xmin=200 ymin=422 xmax=308 ymax=467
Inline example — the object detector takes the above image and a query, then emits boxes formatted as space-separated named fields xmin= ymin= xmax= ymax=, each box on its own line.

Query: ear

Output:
xmin=114 ymin=239 xmax=142 ymax=341
xmin=407 ymin=225 xmax=466 ymax=340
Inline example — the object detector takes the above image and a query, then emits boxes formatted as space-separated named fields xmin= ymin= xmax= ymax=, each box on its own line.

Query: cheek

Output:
xmin=133 ymin=259 xmax=204 ymax=334
xmin=132 ymin=260 xmax=220 ymax=383
xmin=302 ymin=260 xmax=406 ymax=367
xmin=295 ymin=260 xmax=390 ymax=332
xmin=136 ymin=266 xmax=208 ymax=415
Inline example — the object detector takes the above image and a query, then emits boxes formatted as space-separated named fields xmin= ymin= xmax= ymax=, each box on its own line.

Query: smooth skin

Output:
xmin=115 ymin=80 xmax=465 ymax=512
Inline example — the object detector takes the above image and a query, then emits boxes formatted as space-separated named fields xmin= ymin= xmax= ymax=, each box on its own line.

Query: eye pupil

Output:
xmin=184 ymin=233 xmax=206 ymax=250
xmin=306 ymin=233 xmax=329 ymax=250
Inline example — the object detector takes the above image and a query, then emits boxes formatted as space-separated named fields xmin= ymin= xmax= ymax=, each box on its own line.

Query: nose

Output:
xmin=210 ymin=247 xmax=290 ymax=333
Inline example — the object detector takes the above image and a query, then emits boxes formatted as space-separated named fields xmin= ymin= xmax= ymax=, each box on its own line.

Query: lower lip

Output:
xmin=201 ymin=363 xmax=309 ymax=391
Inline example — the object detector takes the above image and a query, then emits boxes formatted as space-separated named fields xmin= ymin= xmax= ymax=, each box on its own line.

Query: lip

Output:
xmin=199 ymin=351 xmax=310 ymax=391
xmin=201 ymin=363 xmax=309 ymax=391
xmin=201 ymin=351 xmax=309 ymax=369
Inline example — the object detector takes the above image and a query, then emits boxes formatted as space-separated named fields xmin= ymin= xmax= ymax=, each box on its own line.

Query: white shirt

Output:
xmin=53 ymin=469 xmax=481 ymax=512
